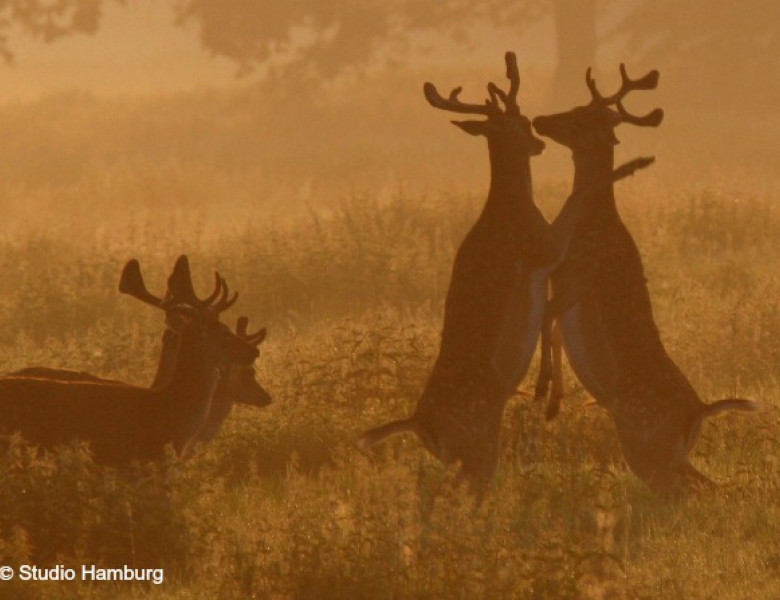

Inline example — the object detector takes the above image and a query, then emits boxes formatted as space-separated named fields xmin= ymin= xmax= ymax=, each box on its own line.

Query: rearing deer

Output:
xmin=532 ymin=65 xmax=758 ymax=493
xmin=360 ymin=52 xmax=556 ymax=493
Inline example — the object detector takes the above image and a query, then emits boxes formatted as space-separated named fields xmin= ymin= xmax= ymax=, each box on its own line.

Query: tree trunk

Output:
xmin=549 ymin=0 xmax=598 ymax=109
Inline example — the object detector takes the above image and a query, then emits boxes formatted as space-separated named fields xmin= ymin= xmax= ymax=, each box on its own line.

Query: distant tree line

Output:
xmin=1 ymin=1 xmax=777 ymax=109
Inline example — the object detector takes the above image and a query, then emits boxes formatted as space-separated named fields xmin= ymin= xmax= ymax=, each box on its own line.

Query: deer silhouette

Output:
xmin=532 ymin=65 xmax=758 ymax=494
xmin=359 ymin=52 xmax=558 ymax=493
xmin=7 ymin=259 xmax=271 ymax=451
xmin=0 ymin=256 xmax=259 ymax=465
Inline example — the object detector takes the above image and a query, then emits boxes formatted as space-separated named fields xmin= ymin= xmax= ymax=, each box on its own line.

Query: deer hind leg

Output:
xmin=534 ymin=306 xmax=555 ymax=404
xmin=358 ymin=417 xmax=418 ymax=450
xmin=650 ymin=458 xmax=717 ymax=498
xmin=535 ymin=290 xmax=571 ymax=418
xmin=545 ymin=322 xmax=565 ymax=420
xmin=678 ymin=460 xmax=716 ymax=495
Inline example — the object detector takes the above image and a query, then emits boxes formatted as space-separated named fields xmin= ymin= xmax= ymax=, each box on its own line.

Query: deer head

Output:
xmin=120 ymin=256 xmax=258 ymax=370
xmin=226 ymin=316 xmax=272 ymax=408
xmin=163 ymin=256 xmax=257 ymax=369
xmin=424 ymin=51 xmax=545 ymax=156
xmin=533 ymin=64 xmax=663 ymax=150
xmin=121 ymin=257 xmax=269 ymax=406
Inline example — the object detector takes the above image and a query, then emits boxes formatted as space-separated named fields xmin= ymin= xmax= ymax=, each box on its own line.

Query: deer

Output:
xmin=8 ymin=320 xmax=270 ymax=411
xmin=8 ymin=320 xmax=271 ymax=408
xmin=359 ymin=53 xmax=655 ymax=494
xmin=358 ymin=52 xmax=560 ymax=494
xmin=0 ymin=255 xmax=260 ymax=465
xmin=531 ymin=65 xmax=758 ymax=493
xmin=139 ymin=257 xmax=272 ymax=446
xmin=6 ymin=260 xmax=272 ymax=448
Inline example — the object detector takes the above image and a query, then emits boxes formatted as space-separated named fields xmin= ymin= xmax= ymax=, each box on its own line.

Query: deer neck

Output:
xmin=482 ymin=140 xmax=534 ymax=220
xmin=160 ymin=328 xmax=218 ymax=453
xmin=547 ymin=144 xmax=616 ymax=260
xmin=571 ymin=145 xmax=615 ymax=200
xmin=195 ymin=368 xmax=233 ymax=444
xmin=150 ymin=328 xmax=178 ymax=388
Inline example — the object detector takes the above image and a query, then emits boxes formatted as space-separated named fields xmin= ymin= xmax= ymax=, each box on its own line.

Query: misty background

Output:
xmin=0 ymin=1 xmax=777 ymax=228
xmin=0 ymin=6 xmax=778 ymax=593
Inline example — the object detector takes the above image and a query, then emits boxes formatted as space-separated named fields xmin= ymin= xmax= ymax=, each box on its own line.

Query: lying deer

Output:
xmin=9 ymin=260 xmax=272 ymax=419
xmin=0 ymin=256 xmax=259 ymax=465
xmin=532 ymin=65 xmax=758 ymax=493
xmin=145 ymin=256 xmax=271 ymax=446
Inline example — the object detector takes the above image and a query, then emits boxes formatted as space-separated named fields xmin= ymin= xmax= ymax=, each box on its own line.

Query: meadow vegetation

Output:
xmin=0 ymin=84 xmax=777 ymax=598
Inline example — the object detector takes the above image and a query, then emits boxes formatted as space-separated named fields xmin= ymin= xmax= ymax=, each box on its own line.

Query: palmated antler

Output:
xmin=236 ymin=316 xmax=267 ymax=345
xmin=586 ymin=64 xmax=663 ymax=127
xmin=118 ymin=259 xmax=164 ymax=307
xmin=423 ymin=83 xmax=499 ymax=117
xmin=166 ymin=255 xmax=238 ymax=314
xmin=212 ymin=276 xmax=239 ymax=313
xmin=487 ymin=52 xmax=521 ymax=116
xmin=424 ymin=51 xmax=522 ymax=117
xmin=166 ymin=255 xmax=221 ymax=307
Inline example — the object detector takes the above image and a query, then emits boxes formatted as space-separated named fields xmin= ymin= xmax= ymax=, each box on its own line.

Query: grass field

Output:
xmin=0 ymin=86 xmax=777 ymax=599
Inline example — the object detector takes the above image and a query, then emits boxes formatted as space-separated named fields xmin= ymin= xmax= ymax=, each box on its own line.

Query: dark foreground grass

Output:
xmin=0 ymin=187 xmax=778 ymax=599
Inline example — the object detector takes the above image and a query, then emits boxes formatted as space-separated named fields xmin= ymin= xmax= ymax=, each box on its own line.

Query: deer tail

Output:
xmin=703 ymin=398 xmax=760 ymax=419
xmin=358 ymin=417 xmax=418 ymax=450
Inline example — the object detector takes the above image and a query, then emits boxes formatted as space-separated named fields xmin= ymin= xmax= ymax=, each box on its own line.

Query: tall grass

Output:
xmin=0 ymin=82 xmax=778 ymax=597
xmin=0 ymin=181 xmax=777 ymax=598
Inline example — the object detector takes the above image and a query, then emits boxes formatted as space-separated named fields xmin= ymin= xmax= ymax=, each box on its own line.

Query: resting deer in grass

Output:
xmin=144 ymin=257 xmax=272 ymax=446
xmin=360 ymin=52 xmax=557 ymax=493
xmin=0 ymin=256 xmax=259 ymax=465
xmin=8 ymin=260 xmax=271 ymax=448
xmin=532 ymin=65 xmax=758 ymax=493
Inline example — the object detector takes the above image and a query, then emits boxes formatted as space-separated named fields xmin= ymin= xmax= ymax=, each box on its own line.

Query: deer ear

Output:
xmin=250 ymin=328 xmax=268 ymax=346
xmin=452 ymin=120 xmax=487 ymax=136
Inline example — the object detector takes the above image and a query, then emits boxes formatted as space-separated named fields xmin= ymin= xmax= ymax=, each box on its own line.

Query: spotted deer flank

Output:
xmin=532 ymin=65 xmax=758 ymax=494
xmin=360 ymin=52 xmax=558 ymax=494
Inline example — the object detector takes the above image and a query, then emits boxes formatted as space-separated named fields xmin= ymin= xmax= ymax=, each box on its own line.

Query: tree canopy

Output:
xmin=1 ymin=1 xmax=777 ymax=108
xmin=613 ymin=1 xmax=780 ymax=110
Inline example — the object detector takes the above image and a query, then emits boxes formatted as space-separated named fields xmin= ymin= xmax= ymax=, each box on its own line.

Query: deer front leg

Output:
xmin=534 ymin=304 xmax=555 ymax=404
xmin=546 ymin=322 xmax=564 ymax=420
xmin=534 ymin=283 xmax=583 ymax=418
xmin=533 ymin=313 xmax=565 ymax=419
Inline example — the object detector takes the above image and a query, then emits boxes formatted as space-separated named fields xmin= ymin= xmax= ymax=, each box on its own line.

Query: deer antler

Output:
xmin=615 ymin=100 xmax=664 ymax=127
xmin=423 ymin=83 xmax=498 ymax=116
xmin=485 ymin=52 xmax=520 ymax=112
xmin=587 ymin=64 xmax=663 ymax=127
xmin=236 ymin=316 xmax=267 ymax=345
xmin=164 ymin=255 xmax=239 ymax=315
xmin=118 ymin=259 xmax=163 ymax=307
xmin=423 ymin=51 xmax=524 ymax=117
xmin=166 ymin=255 xmax=223 ymax=308
xmin=211 ymin=276 xmax=239 ymax=313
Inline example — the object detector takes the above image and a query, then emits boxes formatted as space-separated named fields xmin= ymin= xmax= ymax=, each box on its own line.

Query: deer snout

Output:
xmin=529 ymin=134 xmax=546 ymax=156
xmin=531 ymin=115 xmax=556 ymax=138
xmin=251 ymin=384 xmax=273 ymax=407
